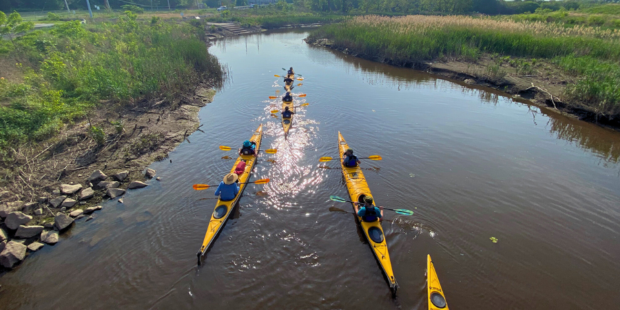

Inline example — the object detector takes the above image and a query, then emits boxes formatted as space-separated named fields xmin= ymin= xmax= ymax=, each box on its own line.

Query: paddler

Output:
xmin=215 ymin=173 xmax=240 ymax=201
xmin=288 ymin=67 xmax=294 ymax=75
xmin=283 ymin=91 xmax=293 ymax=102
xmin=238 ymin=140 xmax=257 ymax=156
xmin=342 ymin=148 xmax=361 ymax=167
xmin=354 ymin=196 xmax=384 ymax=222
xmin=281 ymin=106 xmax=294 ymax=118
xmin=284 ymin=76 xmax=294 ymax=84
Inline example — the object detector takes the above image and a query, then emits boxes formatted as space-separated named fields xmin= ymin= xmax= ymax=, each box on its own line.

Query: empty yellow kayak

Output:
xmin=338 ymin=132 xmax=398 ymax=294
xmin=427 ymin=254 xmax=449 ymax=310
xmin=198 ymin=124 xmax=263 ymax=262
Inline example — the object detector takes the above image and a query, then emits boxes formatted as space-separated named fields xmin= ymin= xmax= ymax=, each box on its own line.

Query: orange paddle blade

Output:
xmin=269 ymin=96 xmax=277 ymax=99
xmin=319 ymin=157 xmax=333 ymax=162
xmin=274 ymin=74 xmax=281 ymax=77
xmin=298 ymin=94 xmax=307 ymax=97
xmin=265 ymin=149 xmax=277 ymax=154
xmin=297 ymin=78 xmax=304 ymax=81
xmin=297 ymin=83 xmax=303 ymax=86
xmin=219 ymin=145 xmax=232 ymax=151
xmin=271 ymin=110 xmax=280 ymax=113
xmin=300 ymin=103 xmax=309 ymax=107
xmin=193 ymin=184 xmax=210 ymax=190
xmin=253 ymin=178 xmax=270 ymax=185
xmin=367 ymin=155 xmax=383 ymax=160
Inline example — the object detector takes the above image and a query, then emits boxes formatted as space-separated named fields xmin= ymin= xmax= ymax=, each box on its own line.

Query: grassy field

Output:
xmin=0 ymin=11 xmax=223 ymax=158
xmin=309 ymin=15 xmax=620 ymax=118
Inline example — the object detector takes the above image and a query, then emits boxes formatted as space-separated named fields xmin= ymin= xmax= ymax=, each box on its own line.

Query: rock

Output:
xmin=60 ymin=207 xmax=66 ymax=212
xmin=70 ymin=209 xmax=83 ymax=218
xmin=15 ymin=225 xmax=44 ymax=238
xmin=145 ymin=168 xmax=156 ymax=178
xmin=0 ymin=241 xmax=5 ymax=253
xmin=94 ymin=181 xmax=120 ymax=190
xmin=83 ymin=206 xmax=101 ymax=214
xmin=79 ymin=187 xmax=95 ymax=200
xmin=40 ymin=230 xmax=59 ymax=244
xmin=54 ymin=213 xmax=74 ymax=231
xmin=13 ymin=239 xmax=26 ymax=244
xmin=52 ymin=189 xmax=61 ymax=195
xmin=118 ymin=198 xmax=124 ymax=204
xmin=79 ymin=201 xmax=86 ymax=205
xmin=60 ymin=184 xmax=82 ymax=195
xmin=128 ymin=181 xmax=148 ymax=189
xmin=0 ymin=201 xmax=24 ymax=218
xmin=76 ymin=214 xmax=84 ymax=220
xmin=49 ymin=196 xmax=67 ymax=208
xmin=107 ymin=188 xmax=125 ymax=199
xmin=34 ymin=208 xmax=43 ymax=215
xmin=28 ymin=242 xmax=44 ymax=252
xmin=0 ymin=228 xmax=7 ymax=242
xmin=43 ymin=222 xmax=54 ymax=229
xmin=464 ymin=78 xmax=476 ymax=85
xmin=5 ymin=212 xmax=33 ymax=230
xmin=22 ymin=202 xmax=38 ymax=213
xmin=38 ymin=197 xmax=48 ymax=203
xmin=86 ymin=216 xmax=94 ymax=222
xmin=87 ymin=170 xmax=107 ymax=184
xmin=61 ymin=198 xmax=77 ymax=209
xmin=156 ymin=177 xmax=161 ymax=181
xmin=0 ymin=241 xmax=27 ymax=269
xmin=113 ymin=170 xmax=129 ymax=182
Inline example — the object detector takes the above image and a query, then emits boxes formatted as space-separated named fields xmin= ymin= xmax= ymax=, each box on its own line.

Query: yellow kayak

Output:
xmin=198 ymin=124 xmax=263 ymax=262
xmin=427 ymin=255 xmax=449 ymax=310
xmin=282 ymin=97 xmax=294 ymax=136
xmin=284 ymin=73 xmax=294 ymax=91
xmin=338 ymin=132 xmax=398 ymax=294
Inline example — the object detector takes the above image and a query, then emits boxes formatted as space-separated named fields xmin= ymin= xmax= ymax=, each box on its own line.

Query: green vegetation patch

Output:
xmin=0 ymin=11 xmax=223 ymax=157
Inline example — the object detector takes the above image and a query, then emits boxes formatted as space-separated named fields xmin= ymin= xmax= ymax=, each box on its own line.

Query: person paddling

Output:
xmin=343 ymin=148 xmax=361 ymax=167
xmin=281 ymin=106 xmax=294 ymax=118
xmin=354 ymin=196 xmax=384 ymax=222
xmin=239 ymin=140 xmax=257 ymax=156
xmin=283 ymin=91 xmax=293 ymax=102
xmin=215 ymin=173 xmax=240 ymax=201
xmin=288 ymin=67 xmax=294 ymax=75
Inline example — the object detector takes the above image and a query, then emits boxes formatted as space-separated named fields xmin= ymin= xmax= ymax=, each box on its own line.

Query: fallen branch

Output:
xmin=530 ymin=83 xmax=558 ymax=109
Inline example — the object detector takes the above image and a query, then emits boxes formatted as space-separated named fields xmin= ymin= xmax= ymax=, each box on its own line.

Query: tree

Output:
xmin=0 ymin=11 xmax=34 ymax=42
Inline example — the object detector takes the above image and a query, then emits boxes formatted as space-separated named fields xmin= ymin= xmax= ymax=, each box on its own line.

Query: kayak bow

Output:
xmin=427 ymin=255 xmax=449 ymax=310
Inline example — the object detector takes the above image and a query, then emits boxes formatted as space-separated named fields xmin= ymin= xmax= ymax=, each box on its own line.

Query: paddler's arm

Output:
xmin=378 ymin=206 xmax=384 ymax=222
xmin=214 ymin=182 xmax=223 ymax=197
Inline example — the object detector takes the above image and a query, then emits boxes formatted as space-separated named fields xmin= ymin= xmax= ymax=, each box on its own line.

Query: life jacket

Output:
xmin=288 ymin=69 xmax=294 ymax=75
xmin=283 ymin=94 xmax=293 ymax=102
xmin=282 ymin=110 xmax=292 ymax=118
xmin=241 ymin=147 xmax=255 ymax=155
xmin=235 ymin=161 xmax=246 ymax=175
xmin=344 ymin=155 xmax=358 ymax=167
xmin=362 ymin=206 xmax=378 ymax=222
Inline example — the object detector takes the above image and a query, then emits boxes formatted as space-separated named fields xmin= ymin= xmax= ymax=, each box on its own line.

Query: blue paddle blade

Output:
xmin=394 ymin=209 xmax=414 ymax=216
xmin=329 ymin=195 xmax=347 ymax=203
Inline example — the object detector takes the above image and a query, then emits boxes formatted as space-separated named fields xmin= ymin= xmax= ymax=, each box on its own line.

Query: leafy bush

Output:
xmin=121 ymin=4 xmax=144 ymax=14
xmin=45 ymin=12 xmax=61 ymax=21
xmin=89 ymin=126 xmax=106 ymax=145
xmin=587 ymin=15 xmax=605 ymax=26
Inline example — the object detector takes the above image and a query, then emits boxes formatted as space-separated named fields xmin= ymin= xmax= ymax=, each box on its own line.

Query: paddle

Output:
xmin=329 ymin=195 xmax=414 ymax=216
xmin=193 ymin=178 xmax=271 ymax=191
xmin=298 ymin=94 xmax=307 ymax=97
xmin=319 ymin=155 xmax=382 ymax=162
xmin=219 ymin=145 xmax=277 ymax=154
xmin=297 ymin=78 xmax=304 ymax=81
xmin=297 ymin=103 xmax=309 ymax=107
xmin=269 ymin=96 xmax=278 ymax=99
xmin=274 ymin=74 xmax=281 ymax=77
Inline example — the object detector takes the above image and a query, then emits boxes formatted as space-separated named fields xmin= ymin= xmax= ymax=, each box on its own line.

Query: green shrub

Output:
xmin=46 ymin=12 xmax=61 ymax=21
xmin=121 ymin=4 xmax=144 ymax=14
xmin=89 ymin=126 xmax=106 ymax=145
xmin=587 ymin=15 xmax=606 ymax=26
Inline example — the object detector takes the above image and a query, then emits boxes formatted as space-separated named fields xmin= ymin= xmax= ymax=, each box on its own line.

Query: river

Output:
xmin=1 ymin=30 xmax=619 ymax=310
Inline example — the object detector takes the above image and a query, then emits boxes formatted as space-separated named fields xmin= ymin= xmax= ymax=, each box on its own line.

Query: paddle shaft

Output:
xmin=335 ymin=199 xmax=403 ymax=213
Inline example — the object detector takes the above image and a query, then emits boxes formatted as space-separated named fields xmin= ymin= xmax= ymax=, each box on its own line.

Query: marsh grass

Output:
xmin=310 ymin=15 xmax=620 ymax=117
xmin=0 ymin=12 xmax=223 ymax=156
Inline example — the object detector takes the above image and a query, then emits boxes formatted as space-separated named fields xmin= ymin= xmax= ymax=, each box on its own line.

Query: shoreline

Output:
xmin=0 ymin=80 xmax=217 ymax=271
xmin=306 ymin=37 xmax=620 ymax=132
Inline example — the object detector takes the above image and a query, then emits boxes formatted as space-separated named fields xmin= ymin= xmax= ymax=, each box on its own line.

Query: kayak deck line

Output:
xmin=337 ymin=131 xmax=398 ymax=295
xmin=197 ymin=124 xmax=264 ymax=264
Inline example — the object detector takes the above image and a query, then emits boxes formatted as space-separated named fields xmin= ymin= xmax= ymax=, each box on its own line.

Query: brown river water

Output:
xmin=1 ymin=31 xmax=620 ymax=309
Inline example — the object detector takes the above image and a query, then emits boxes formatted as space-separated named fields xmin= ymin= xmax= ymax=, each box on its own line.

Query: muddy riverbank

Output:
xmin=0 ymin=80 xmax=217 ymax=270
xmin=306 ymin=37 xmax=620 ymax=132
